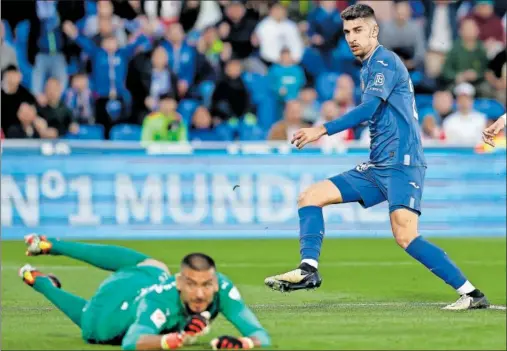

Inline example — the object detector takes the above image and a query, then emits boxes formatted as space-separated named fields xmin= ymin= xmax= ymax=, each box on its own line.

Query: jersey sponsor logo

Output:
xmin=374 ymin=73 xmax=385 ymax=86
xmin=150 ymin=308 xmax=167 ymax=329
xmin=228 ymin=286 xmax=241 ymax=301
xmin=376 ymin=60 xmax=388 ymax=67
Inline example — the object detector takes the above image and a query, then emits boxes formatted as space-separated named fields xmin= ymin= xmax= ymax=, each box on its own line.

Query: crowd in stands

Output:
xmin=1 ymin=0 xmax=506 ymax=145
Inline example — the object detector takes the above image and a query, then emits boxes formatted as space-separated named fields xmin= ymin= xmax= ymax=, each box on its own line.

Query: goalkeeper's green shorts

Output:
xmin=80 ymin=265 xmax=167 ymax=344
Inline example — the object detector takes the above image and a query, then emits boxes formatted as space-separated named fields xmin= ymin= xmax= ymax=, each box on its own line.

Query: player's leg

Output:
xmin=387 ymin=166 xmax=489 ymax=310
xmin=19 ymin=264 xmax=87 ymax=327
xmin=265 ymin=166 xmax=386 ymax=292
xmin=25 ymin=234 xmax=150 ymax=272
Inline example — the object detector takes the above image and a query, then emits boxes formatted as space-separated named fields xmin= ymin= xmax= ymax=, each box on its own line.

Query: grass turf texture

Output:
xmin=2 ymin=238 xmax=506 ymax=350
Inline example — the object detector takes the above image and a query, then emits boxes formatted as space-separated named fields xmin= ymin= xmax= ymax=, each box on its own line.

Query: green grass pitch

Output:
xmin=2 ymin=238 xmax=506 ymax=350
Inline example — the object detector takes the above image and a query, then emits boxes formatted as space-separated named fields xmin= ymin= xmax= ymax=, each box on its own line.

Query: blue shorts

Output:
xmin=329 ymin=163 xmax=426 ymax=215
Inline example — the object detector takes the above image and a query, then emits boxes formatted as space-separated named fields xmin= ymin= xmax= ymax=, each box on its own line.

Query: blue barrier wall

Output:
xmin=1 ymin=141 xmax=506 ymax=240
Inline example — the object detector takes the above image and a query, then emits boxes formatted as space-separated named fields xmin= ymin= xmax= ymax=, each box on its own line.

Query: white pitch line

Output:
xmin=251 ymin=302 xmax=507 ymax=310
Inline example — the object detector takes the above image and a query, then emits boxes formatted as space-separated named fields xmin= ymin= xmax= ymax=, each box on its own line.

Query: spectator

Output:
xmin=314 ymin=100 xmax=354 ymax=147
xmin=306 ymin=0 xmax=343 ymax=65
xmin=189 ymin=106 xmax=229 ymax=141
xmin=63 ymin=72 xmax=95 ymax=125
xmin=268 ymin=47 xmax=306 ymax=102
xmin=31 ymin=0 xmax=68 ymax=102
xmin=443 ymin=82 xmax=487 ymax=144
xmin=268 ymin=100 xmax=310 ymax=141
xmin=333 ymin=74 xmax=356 ymax=113
xmin=63 ymin=20 xmax=149 ymax=136
xmin=216 ymin=1 xmax=260 ymax=70
xmin=0 ymin=21 xmax=18 ymax=71
xmin=357 ymin=0 xmax=394 ymax=23
xmin=419 ymin=90 xmax=454 ymax=139
xmin=196 ymin=26 xmax=232 ymax=80
xmin=161 ymin=23 xmax=197 ymax=99
xmin=464 ymin=0 xmax=505 ymax=58
xmin=141 ymin=94 xmax=186 ymax=142
xmin=83 ymin=0 xmax=128 ymax=46
xmin=299 ymin=87 xmax=320 ymax=124
xmin=37 ymin=78 xmax=78 ymax=137
xmin=485 ymin=49 xmax=507 ymax=105
xmin=6 ymin=102 xmax=56 ymax=139
xmin=253 ymin=2 xmax=304 ymax=67
xmin=424 ymin=0 xmax=459 ymax=78
xmin=210 ymin=59 xmax=251 ymax=123
xmin=179 ymin=0 xmax=223 ymax=32
xmin=143 ymin=0 xmax=182 ymax=28
xmin=1 ymin=65 xmax=36 ymax=132
xmin=439 ymin=18 xmax=489 ymax=96
xmin=380 ymin=0 xmax=425 ymax=71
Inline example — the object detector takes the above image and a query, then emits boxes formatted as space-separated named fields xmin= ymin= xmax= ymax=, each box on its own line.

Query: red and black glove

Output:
xmin=183 ymin=313 xmax=210 ymax=336
xmin=211 ymin=336 xmax=255 ymax=349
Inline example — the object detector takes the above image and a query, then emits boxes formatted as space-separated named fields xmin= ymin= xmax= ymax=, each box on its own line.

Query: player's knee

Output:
xmin=298 ymin=181 xmax=341 ymax=208
xmin=298 ymin=188 xmax=323 ymax=208
xmin=390 ymin=209 xmax=418 ymax=249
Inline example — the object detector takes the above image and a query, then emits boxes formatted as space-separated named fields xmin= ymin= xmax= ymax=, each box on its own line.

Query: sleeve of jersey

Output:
xmin=121 ymin=298 xmax=171 ymax=350
xmin=364 ymin=59 xmax=398 ymax=101
xmin=219 ymin=284 xmax=271 ymax=347
xmin=324 ymin=95 xmax=382 ymax=136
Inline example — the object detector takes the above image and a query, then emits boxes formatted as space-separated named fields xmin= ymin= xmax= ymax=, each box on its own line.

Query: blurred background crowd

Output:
xmin=1 ymin=0 xmax=506 ymax=146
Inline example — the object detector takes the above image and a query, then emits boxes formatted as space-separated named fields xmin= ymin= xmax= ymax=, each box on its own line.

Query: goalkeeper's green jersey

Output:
xmin=79 ymin=266 xmax=269 ymax=350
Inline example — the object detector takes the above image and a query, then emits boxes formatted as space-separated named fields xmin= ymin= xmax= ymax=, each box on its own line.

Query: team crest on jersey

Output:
xmin=374 ymin=73 xmax=385 ymax=86
xmin=150 ymin=308 xmax=167 ymax=329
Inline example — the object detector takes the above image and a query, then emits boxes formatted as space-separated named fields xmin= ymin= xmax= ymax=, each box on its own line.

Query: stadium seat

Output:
xmin=177 ymin=99 xmax=200 ymax=126
xmin=301 ymin=48 xmax=326 ymax=78
xmin=415 ymin=94 xmax=433 ymax=110
xmin=241 ymin=72 xmax=268 ymax=105
xmin=109 ymin=124 xmax=142 ymax=141
xmin=14 ymin=20 xmax=33 ymax=90
xmin=198 ymin=81 xmax=215 ymax=107
xmin=474 ymin=98 xmax=505 ymax=119
xmin=238 ymin=121 xmax=266 ymax=141
xmin=64 ymin=124 xmax=105 ymax=140
xmin=255 ymin=94 xmax=278 ymax=130
xmin=2 ymin=20 xmax=13 ymax=44
xmin=189 ymin=124 xmax=234 ymax=141
xmin=85 ymin=0 xmax=97 ymax=15
xmin=316 ymin=72 xmax=340 ymax=102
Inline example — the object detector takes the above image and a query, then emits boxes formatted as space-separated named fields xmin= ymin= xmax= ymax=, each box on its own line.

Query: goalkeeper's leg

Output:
xmin=24 ymin=233 xmax=149 ymax=272
xmin=19 ymin=264 xmax=87 ymax=328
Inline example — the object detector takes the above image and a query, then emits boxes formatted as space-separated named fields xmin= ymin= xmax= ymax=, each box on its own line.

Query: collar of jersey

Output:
xmin=363 ymin=44 xmax=383 ymax=67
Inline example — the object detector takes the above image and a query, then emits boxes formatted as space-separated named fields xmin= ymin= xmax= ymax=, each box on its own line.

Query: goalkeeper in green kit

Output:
xmin=19 ymin=234 xmax=271 ymax=350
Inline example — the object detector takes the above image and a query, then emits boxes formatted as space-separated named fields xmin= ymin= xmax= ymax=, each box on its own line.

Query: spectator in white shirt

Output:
xmin=252 ymin=2 xmax=304 ymax=67
xmin=443 ymin=82 xmax=487 ymax=145
xmin=314 ymin=100 xmax=353 ymax=148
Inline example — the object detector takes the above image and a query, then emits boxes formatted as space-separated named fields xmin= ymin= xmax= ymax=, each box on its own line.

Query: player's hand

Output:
xmin=183 ymin=312 xmax=211 ymax=336
xmin=482 ymin=117 xmax=506 ymax=147
xmin=211 ymin=336 xmax=255 ymax=350
xmin=160 ymin=332 xmax=184 ymax=350
xmin=291 ymin=126 xmax=327 ymax=149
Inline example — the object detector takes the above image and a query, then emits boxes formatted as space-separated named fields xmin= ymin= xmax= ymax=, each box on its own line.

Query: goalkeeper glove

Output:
xmin=211 ymin=336 xmax=255 ymax=349
xmin=182 ymin=311 xmax=211 ymax=345
xmin=160 ymin=333 xmax=184 ymax=350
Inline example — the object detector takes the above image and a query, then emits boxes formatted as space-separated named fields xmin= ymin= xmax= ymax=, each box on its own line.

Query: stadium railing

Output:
xmin=2 ymin=140 xmax=505 ymax=240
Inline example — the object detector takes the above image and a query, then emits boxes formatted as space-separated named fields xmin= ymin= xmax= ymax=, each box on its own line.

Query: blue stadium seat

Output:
xmin=2 ymin=20 xmax=13 ymax=44
xmin=198 ymin=81 xmax=215 ymax=106
xmin=64 ymin=124 xmax=105 ymax=140
xmin=239 ymin=122 xmax=266 ymax=141
xmin=415 ymin=94 xmax=433 ymax=110
xmin=189 ymin=124 xmax=234 ymax=141
xmin=242 ymin=72 xmax=268 ymax=105
xmin=177 ymin=99 xmax=200 ymax=125
xmin=85 ymin=0 xmax=97 ymax=15
xmin=255 ymin=94 xmax=277 ymax=130
xmin=109 ymin=124 xmax=142 ymax=141
xmin=14 ymin=20 xmax=33 ymax=90
xmin=301 ymin=48 xmax=326 ymax=78
xmin=316 ymin=72 xmax=340 ymax=102
xmin=474 ymin=98 xmax=505 ymax=119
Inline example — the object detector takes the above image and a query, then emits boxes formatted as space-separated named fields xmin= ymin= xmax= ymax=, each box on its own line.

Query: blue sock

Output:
xmin=299 ymin=206 xmax=325 ymax=264
xmin=405 ymin=236 xmax=467 ymax=290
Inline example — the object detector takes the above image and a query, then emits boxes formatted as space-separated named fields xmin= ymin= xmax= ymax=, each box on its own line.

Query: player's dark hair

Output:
xmin=341 ymin=4 xmax=376 ymax=21
xmin=181 ymin=253 xmax=216 ymax=271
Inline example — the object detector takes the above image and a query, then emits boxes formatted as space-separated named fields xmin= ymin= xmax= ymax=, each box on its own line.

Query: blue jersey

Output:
xmin=360 ymin=45 xmax=427 ymax=167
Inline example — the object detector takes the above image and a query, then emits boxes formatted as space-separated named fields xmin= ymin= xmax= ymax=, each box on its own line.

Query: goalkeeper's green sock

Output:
xmin=49 ymin=240 xmax=149 ymax=271
xmin=33 ymin=277 xmax=87 ymax=328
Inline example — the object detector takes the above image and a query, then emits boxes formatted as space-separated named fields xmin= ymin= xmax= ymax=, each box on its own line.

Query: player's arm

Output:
xmin=214 ymin=284 xmax=271 ymax=349
xmin=482 ymin=113 xmax=507 ymax=147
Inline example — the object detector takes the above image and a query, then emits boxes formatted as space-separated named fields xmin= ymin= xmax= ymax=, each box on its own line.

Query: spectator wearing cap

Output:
xmin=379 ymin=0 xmax=426 ymax=72
xmin=252 ymin=2 xmax=304 ymax=68
xmin=464 ymin=0 xmax=505 ymax=58
xmin=141 ymin=94 xmax=186 ymax=142
xmin=306 ymin=0 xmax=343 ymax=68
xmin=31 ymin=0 xmax=68 ymax=103
xmin=216 ymin=1 xmax=260 ymax=71
xmin=1 ymin=65 xmax=36 ymax=132
xmin=268 ymin=47 xmax=306 ymax=119
xmin=63 ymin=20 xmax=150 ymax=137
xmin=0 ymin=21 xmax=18 ymax=71
xmin=210 ymin=59 xmax=252 ymax=124
xmin=418 ymin=90 xmax=454 ymax=140
xmin=439 ymin=18 xmax=489 ymax=96
xmin=6 ymin=102 xmax=57 ymax=139
xmin=37 ymin=77 xmax=78 ymax=137
xmin=161 ymin=23 xmax=197 ymax=99
xmin=268 ymin=100 xmax=310 ymax=142
xmin=442 ymin=82 xmax=487 ymax=144
xmin=63 ymin=72 xmax=96 ymax=125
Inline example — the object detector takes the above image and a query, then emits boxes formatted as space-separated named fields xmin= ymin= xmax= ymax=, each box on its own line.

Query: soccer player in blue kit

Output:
xmin=264 ymin=4 xmax=490 ymax=310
